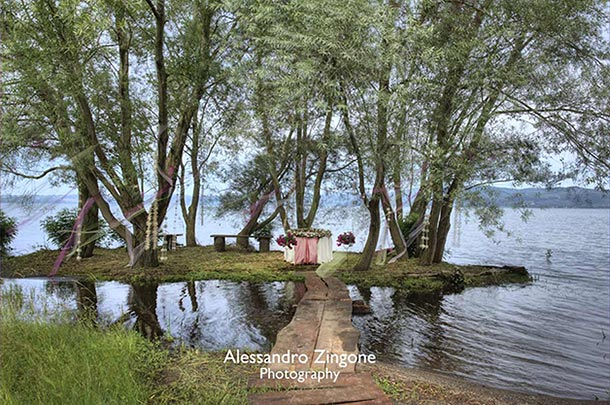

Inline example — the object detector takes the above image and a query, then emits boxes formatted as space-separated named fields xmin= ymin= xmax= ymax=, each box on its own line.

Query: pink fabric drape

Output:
xmin=294 ymin=237 xmax=319 ymax=264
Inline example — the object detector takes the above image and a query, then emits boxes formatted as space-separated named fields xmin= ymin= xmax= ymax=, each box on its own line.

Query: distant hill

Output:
xmin=0 ymin=194 xmax=79 ymax=204
xmin=469 ymin=187 xmax=610 ymax=208
xmin=2 ymin=187 xmax=608 ymax=209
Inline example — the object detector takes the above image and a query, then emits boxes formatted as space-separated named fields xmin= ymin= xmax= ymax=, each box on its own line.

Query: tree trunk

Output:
xmin=130 ymin=283 xmax=163 ymax=339
xmin=380 ymin=181 xmax=407 ymax=256
xmin=353 ymin=198 xmax=381 ymax=271
xmin=185 ymin=214 xmax=197 ymax=246
xmin=302 ymin=101 xmax=332 ymax=229
xmin=419 ymin=181 xmax=442 ymax=265
xmin=136 ymin=247 xmax=159 ymax=268
xmin=77 ymin=174 xmax=98 ymax=258
xmin=295 ymin=115 xmax=306 ymax=228
xmin=132 ymin=217 xmax=159 ymax=267
xmin=187 ymin=281 xmax=198 ymax=312
xmin=185 ymin=166 xmax=200 ymax=247
xmin=393 ymin=166 xmax=404 ymax=221
xmin=433 ymin=196 xmax=454 ymax=263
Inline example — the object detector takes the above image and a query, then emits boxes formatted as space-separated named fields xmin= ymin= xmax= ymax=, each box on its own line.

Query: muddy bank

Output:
xmin=337 ymin=261 xmax=530 ymax=293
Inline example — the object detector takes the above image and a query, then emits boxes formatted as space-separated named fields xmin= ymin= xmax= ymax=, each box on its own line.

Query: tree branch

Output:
xmin=144 ymin=0 xmax=160 ymax=20
xmin=1 ymin=165 xmax=71 ymax=179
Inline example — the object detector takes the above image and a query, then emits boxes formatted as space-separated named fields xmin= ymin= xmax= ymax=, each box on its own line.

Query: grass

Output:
xmin=367 ymin=363 xmax=499 ymax=405
xmin=2 ymin=245 xmax=311 ymax=284
xmin=333 ymin=254 xmax=530 ymax=292
xmin=152 ymin=349 xmax=259 ymax=404
xmin=0 ymin=287 xmax=166 ymax=404
xmin=0 ymin=286 xmax=264 ymax=404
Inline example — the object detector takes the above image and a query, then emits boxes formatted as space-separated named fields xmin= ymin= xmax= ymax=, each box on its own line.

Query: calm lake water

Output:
xmin=1 ymin=203 xmax=609 ymax=400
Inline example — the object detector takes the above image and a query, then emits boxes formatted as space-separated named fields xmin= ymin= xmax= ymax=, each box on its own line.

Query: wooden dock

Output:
xmin=248 ymin=273 xmax=392 ymax=405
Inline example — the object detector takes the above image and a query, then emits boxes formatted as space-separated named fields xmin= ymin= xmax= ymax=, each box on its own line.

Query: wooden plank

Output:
xmin=249 ymin=372 xmax=377 ymax=390
xmin=249 ymin=272 xmax=393 ymax=405
xmin=303 ymin=273 xmax=328 ymax=301
xmin=324 ymin=277 xmax=351 ymax=301
xmin=313 ymin=299 xmax=360 ymax=373
xmin=269 ymin=300 xmax=324 ymax=371
xmin=248 ymin=385 xmax=380 ymax=405
xmin=342 ymin=398 xmax=394 ymax=405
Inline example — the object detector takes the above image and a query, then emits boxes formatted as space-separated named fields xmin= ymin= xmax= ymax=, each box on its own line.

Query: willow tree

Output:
xmin=231 ymin=0 xmax=374 ymax=234
xmin=1 ymin=0 xmax=117 ymax=259
xmin=405 ymin=0 xmax=610 ymax=265
xmin=337 ymin=0 xmax=419 ymax=271
xmin=216 ymin=152 xmax=293 ymax=245
xmin=2 ymin=0 xmax=222 ymax=267
xmin=170 ymin=0 xmax=237 ymax=247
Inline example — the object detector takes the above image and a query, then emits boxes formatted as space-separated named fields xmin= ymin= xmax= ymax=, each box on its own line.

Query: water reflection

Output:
xmin=76 ymin=280 xmax=97 ymax=325
xmin=349 ymin=285 xmax=610 ymax=400
xmin=3 ymin=275 xmax=608 ymax=399
xmin=1 ymin=278 xmax=300 ymax=352
xmin=129 ymin=283 xmax=164 ymax=340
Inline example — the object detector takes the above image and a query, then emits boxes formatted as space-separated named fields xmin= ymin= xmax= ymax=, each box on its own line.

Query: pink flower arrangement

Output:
xmin=276 ymin=232 xmax=297 ymax=249
xmin=336 ymin=231 xmax=355 ymax=247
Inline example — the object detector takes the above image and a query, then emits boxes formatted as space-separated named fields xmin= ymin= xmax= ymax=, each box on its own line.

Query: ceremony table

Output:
xmin=284 ymin=236 xmax=333 ymax=265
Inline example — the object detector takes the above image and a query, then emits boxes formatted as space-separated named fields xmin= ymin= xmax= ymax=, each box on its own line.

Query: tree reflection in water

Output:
xmin=76 ymin=280 xmax=98 ymax=325
xmin=129 ymin=283 xmax=164 ymax=339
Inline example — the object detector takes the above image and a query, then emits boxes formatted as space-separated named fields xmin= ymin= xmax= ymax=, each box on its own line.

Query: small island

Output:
xmin=1 ymin=0 xmax=608 ymax=403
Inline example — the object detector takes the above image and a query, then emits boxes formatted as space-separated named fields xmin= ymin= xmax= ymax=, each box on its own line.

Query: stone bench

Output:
xmin=211 ymin=234 xmax=271 ymax=252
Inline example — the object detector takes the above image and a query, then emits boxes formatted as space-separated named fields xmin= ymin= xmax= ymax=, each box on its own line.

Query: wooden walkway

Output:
xmin=248 ymin=273 xmax=392 ymax=405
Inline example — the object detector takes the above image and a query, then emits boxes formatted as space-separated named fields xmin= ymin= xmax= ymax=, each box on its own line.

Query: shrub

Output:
xmin=398 ymin=212 xmax=420 ymax=257
xmin=0 ymin=210 xmax=17 ymax=256
xmin=252 ymin=223 xmax=273 ymax=241
xmin=41 ymin=208 xmax=122 ymax=249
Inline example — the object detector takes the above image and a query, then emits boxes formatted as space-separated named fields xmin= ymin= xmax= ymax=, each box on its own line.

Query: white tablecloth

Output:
xmin=283 ymin=236 xmax=333 ymax=264
xmin=317 ymin=236 xmax=333 ymax=263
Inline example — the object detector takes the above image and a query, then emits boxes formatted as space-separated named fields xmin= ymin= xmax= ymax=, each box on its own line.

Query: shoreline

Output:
xmin=0 ymin=245 xmax=531 ymax=292
xmin=364 ymin=362 xmax=609 ymax=404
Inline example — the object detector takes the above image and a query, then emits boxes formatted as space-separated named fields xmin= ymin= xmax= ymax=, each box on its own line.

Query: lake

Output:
xmin=1 ymin=202 xmax=609 ymax=400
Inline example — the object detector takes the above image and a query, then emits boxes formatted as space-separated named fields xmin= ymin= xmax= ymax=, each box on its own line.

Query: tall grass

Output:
xmin=0 ymin=286 xmax=165 ymax=404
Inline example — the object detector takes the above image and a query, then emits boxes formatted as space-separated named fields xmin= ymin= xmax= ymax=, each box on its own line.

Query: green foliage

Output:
xmin=251 ymin=223 xmax=273 ymax=240
xmin=3 ymin=0 xmax=609 ymax=267
xmin=398 ymin=212 xmax=419 ymax=241
xmin=40 ymin=208 xmax=121 ymax=249
xmin=0 ymin=288 xmax=165 ymax=404
xmin=217 ymin=153 xmax=277 ymax=216
xmin=41 ymin=208 xmax=83 ymax=248
xmin=398 ymin=212 xmax=420 ymax=257
xmin=0 ymin=210 xmax=17 ymax=256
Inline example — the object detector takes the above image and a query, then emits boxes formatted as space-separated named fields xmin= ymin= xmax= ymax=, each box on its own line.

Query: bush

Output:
xmin=0 ymin=210 xmax=17 ymax=256
xmin=41 ymin=208 xmax=122 ymax=249
xmin=398 ymin=212 xmax=420 ymax=258
xmin=252 ymin=223 xmax=273 ymax=241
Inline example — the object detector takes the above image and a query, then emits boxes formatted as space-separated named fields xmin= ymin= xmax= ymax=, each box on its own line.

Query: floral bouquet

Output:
xmin=337 ymin=231 xmax=355 ymax=266
xmin=290 ymin=228 xmax=332 ymax=238
xmin=336 ymin=231 xmax=355 ymax=247
xmin=276 ymin=232 xmax=297 ymax=250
